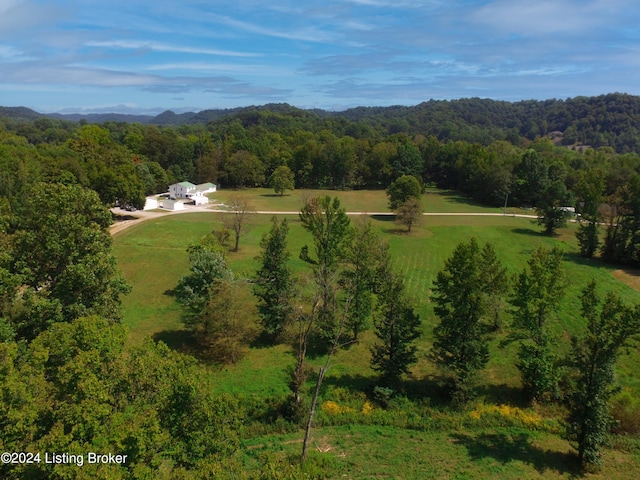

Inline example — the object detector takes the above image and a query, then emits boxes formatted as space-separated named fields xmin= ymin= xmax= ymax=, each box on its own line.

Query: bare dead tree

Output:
xmin=223 ymin=196 xmax=254 ymax=252
xmin=301 ymin=297 xmax=353 ymax=462
xmin=290 ymin=285 xmax=320 ymax=406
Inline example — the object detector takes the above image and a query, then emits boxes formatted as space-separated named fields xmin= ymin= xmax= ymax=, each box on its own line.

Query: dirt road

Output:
xmin=109 ymin=205 xmax=538 ymax=236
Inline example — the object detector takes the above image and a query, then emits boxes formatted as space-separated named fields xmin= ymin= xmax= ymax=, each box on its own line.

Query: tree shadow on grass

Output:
xmin=562 ymin=251 xmax=617 ymax=270
xmin=401 ymin=375 xmax=452 ymax=408
xmin=371 ymin=214 xmax=395 ymax=222
xmin=112 ymin=213 xmax=139 ymax=222
xmin=511 ymin=227 xmax=544 ymax=237
xmin=152 ymin=330 xmax=232 ymax=368
xmin=153 ymin=328 xmax=196 ymax=353
xmin=321 ymin=372 xmax=375 ymax=395
xmin=426 ymin=190 xmax=489 ymax=208
xmin=251 ymin=330 xmax=281 ymax=348
xmin=474 ymin=383 xmax=529 ymax=409
xmin=370 ymin=213 xmax=411 ymax=235
xmin=451 ymin=431 xmax=580 ymax=477
xmin=303 ymin=334 xmax=338 ymax=359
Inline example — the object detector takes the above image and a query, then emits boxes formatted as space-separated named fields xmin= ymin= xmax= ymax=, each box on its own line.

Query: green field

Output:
xmin=113 ymin=189 xmax=640 ymax=478
xmin=210 ymin=187 xmax=525 ymax=214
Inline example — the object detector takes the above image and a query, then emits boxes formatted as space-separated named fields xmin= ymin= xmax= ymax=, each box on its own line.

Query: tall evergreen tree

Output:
xmin=432 ymin=238 xmax=492 ymax=403
xmin=575 ymin=168 xmax=605 ymax=258
xmin=509 ymin=246 xmax=566 ymax=402
xmin=253 ymin=217 xmax=295 ymax=340
xmin=480 ymin=242 xmax=509 ymax=331
xmin=370 ymin=273 xmax=421 ymax=388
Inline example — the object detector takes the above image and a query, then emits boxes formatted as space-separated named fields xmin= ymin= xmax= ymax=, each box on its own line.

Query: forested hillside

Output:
xmin=4 ymin=95 xmax=640 ymax=266
xmin=4 ymin=93 xmax=640 ymax=152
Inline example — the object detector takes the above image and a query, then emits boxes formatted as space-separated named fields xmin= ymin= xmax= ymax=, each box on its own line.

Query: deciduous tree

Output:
xmin=299 ymin=196 xmax=351 ymax=341
xmin=512 ymin=149 xmax=548 ymax=207
xmin=224 ymin=150 xmax=265 ymax=188
xmin=567 ymin=281 xmax=640 ymax=470
xmin=537 ymin=180 xmax=572 ymax=235
xmin=270 ymin=164 xmax=295 ymax=196
xmin=396 ymin=198 xmax=423 ymax=233
xmin=341 ymin=220 xmax=388 ymax=340
xmin=386 ymin=174 xmax=421 ymax=210
xmin=193 ymin=279 xmax=259 ymax=363
xmin=11 ymin=182 xmax=130 ymax=340
xmin=175 ymin=243 xmax=233 ymax=322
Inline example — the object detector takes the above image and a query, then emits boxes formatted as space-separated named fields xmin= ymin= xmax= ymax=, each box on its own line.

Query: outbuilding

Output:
xmin=160 ymin=199 xmax=185 ymax=211
xmin=143 ymin=196 xmax=159 ymax=210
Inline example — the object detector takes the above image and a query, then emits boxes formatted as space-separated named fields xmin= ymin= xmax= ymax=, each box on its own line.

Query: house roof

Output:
xmin=196 ymin=182 xmax=216 ymax=191
xmin=174 ymin=181 xmax=196 ymax=188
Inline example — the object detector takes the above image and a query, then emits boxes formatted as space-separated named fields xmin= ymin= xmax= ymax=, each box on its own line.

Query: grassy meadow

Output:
xmin=112 ymin=188 xmax=640 ymax=478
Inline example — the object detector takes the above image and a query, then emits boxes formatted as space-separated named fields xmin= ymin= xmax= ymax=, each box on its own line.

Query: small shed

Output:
xmin=143 ymin=196 xmax=159 ymax=210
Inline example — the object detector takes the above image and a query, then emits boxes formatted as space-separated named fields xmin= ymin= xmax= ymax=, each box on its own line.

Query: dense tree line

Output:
xmin=5 ymin=93 xmax=640 ymax=152
xmin=7 ymin=105 xmax=640 ymax=264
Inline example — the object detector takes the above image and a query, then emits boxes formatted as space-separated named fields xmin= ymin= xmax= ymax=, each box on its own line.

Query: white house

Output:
xmin=169 ymin=182 xmax=217 ymax=201
xmin=169 ymin=181 xmax=197 ymax=199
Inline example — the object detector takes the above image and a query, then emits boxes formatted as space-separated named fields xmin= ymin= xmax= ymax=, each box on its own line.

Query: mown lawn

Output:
xmin=209 ymin=187 xmax=529 ymax=214
xmin=113 ymin=189 xmax=640 ymax=391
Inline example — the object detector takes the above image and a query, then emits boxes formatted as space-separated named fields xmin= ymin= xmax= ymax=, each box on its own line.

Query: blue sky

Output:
xmin=1 ymin=0 xmax=639 ymax=114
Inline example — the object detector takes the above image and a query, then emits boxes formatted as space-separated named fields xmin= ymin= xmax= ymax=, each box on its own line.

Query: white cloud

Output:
xmin=471 ymin=0 xmax=628 ymax=36
xmin=144 ymin=62 xmax=289 ymax=76
xmin=86 ymin=40 xmax=260 ymax=58
xmin=211 ymin=14 xmax=335 ymax=43
xmin=0 ymin=0 xmax=65 ymax=35
xmin=0 ymin=44 xmax=23 ymax=58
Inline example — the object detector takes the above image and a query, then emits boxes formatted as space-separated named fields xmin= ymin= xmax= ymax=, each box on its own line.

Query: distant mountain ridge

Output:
xmin=0 ymin=103 xmax=319 ymax=125
xmin=3 ymin=94 xmax=640 ymax=153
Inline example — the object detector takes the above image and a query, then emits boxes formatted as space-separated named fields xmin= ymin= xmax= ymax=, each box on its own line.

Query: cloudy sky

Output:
xmin=1 ymin=0 xmax=639 ymax=114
